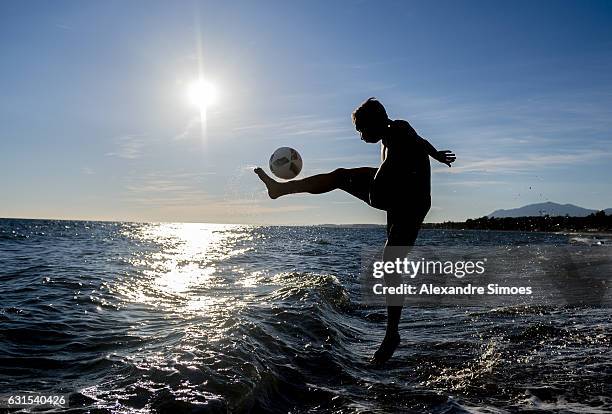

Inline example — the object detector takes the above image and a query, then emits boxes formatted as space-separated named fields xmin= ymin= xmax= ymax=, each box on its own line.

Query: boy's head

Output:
xmin=352 ymin=97 xmax=390 ymax=143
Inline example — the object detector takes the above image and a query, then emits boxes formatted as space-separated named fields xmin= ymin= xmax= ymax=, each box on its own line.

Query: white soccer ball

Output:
xmin=269 ymin=147 xmax=303 ymax=179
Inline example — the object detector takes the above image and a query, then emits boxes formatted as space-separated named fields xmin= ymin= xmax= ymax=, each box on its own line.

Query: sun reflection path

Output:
xmin=116 ymin=223 xmax=254 ymax=314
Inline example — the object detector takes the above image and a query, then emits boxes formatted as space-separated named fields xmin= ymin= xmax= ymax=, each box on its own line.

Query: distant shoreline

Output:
xmin=422 ymin=212 xmax=612 ymax=233
xmin=2 ymin=215 xmax=611 ymax=234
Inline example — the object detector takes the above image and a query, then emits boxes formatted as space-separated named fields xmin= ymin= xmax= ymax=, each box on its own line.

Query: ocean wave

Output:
xmin=0 ymin=219 xmax=610 ymax=413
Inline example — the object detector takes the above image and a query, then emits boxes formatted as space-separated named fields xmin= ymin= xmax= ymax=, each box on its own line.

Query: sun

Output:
xmin=187 ymin=79 xmax=218 ymax=111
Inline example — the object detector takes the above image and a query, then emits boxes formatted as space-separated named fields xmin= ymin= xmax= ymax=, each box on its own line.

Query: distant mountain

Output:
xmin=488 ymin=202 xmax=605 ymax=218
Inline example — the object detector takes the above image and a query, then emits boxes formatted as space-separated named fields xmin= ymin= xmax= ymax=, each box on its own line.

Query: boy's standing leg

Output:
xmin=373 ymin=201 xmax=430 ymax=364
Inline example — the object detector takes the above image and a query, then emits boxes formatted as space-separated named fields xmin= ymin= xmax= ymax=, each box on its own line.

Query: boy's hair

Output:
xmin=351 ymin=97 xmax=388 ymax=130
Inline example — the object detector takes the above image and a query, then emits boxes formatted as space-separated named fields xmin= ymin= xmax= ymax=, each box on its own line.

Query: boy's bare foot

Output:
xmin=371 ymin=331 xmax=400 ymax=365
xmin=254 ymin=167 xmax=283 ymax=199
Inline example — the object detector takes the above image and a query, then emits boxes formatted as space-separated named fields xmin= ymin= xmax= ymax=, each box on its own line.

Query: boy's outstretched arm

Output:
xmin=417 ymin=135 xmax=456 ymax=167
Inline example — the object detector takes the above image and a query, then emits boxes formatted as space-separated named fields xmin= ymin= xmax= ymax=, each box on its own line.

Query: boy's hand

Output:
xmin=434 ymin=150 xmax=456 ymax=167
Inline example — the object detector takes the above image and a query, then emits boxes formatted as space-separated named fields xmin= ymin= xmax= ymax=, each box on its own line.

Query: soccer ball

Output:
xmin=269 ymin=147 xmax=303 ymax=179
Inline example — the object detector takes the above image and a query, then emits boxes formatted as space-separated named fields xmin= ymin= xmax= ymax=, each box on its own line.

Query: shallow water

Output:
xmin=0 ymin=219 xmax=610 ymax=413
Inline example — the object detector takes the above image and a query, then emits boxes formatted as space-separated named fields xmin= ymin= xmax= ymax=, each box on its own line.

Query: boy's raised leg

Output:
xmin=254 ymin=167 xmax=376 ymax=205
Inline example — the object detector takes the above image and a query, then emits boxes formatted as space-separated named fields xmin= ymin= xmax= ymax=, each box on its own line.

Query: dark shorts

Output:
xmin=338 ymin=167 xmax=431 ymax=245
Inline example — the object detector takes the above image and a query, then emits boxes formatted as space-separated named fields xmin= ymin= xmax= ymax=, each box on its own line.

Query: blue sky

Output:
xmin=1 ymin=0 xmax=611 ymax=224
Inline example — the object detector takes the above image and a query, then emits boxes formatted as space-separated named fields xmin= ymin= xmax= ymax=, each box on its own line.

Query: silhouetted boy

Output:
xmin=255 ymin=97 xmax=455 ymax=363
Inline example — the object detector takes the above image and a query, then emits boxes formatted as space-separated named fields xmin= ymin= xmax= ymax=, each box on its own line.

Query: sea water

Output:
xmin=0 ymin=219 xmax=610 ymax=413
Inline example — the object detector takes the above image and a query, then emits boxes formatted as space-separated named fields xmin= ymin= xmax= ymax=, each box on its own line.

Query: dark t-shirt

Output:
xmin=383 ymin=119 xmax=431 ymax=198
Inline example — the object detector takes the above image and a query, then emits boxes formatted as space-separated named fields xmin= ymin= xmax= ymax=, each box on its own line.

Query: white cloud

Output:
xmin=230 ymin=115 xmax=354 ymax=140
xmin=172 ymin=116 xmax=201 ymax=141
xmin=106 ymin=135 xmax=147 ymax=159
xmin=435 ymin=149 xmax=612 ymax=174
